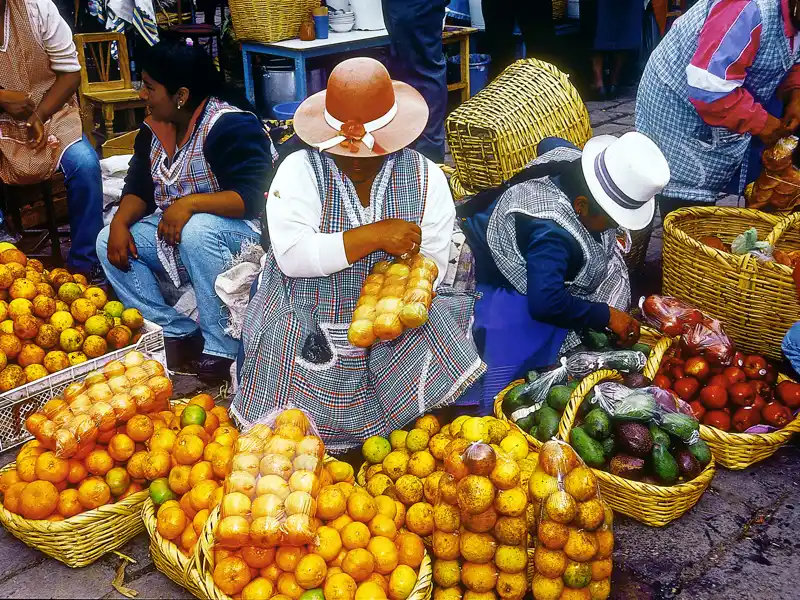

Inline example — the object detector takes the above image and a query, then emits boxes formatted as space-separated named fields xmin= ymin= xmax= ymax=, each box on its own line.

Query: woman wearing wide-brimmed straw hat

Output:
xmin=232 ymin=58 xmax=484 ymax=451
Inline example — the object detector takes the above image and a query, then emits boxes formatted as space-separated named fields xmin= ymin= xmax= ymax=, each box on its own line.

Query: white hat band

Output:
xmin=315 ymin=102 xmax=398 ymax=152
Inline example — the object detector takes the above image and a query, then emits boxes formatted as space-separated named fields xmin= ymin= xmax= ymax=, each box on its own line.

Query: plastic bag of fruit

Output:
xmin=679 ymin=319 xmax=735 ymax=367
xmin=25 ymin=351 xmax=172 ymax=459
xmin=215 ymin=407 xmax=325 ymax=549
xmin=529 ymin=439 xmax=613 ymax=600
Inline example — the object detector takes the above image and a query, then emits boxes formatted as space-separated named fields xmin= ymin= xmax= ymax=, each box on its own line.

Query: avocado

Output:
xmin=584 ymin=408 xmax=612 ymax=440
xmin=601 ymin=435 xmax=616 ymax=457
xmin=609 ymin=454 xmax=645 ymax=480
xmin=616 ymin=422 xmax=654 ymax=457
xmin=623 ymin=373 xmax=652 ymax=389
xmin=648 ymin=424 xmax=671 ymax=449
xmin=535 ymin=407 xmax=561 ymax=442
xmin=566 ymin=381 xmax=580 ymax=392
xmin=502 ymin=382 xmax=531 ymax=417
xmin=652 ymin=444 xmax=680 ymax=485
xmin=528 ymin=425 xmax=538 ymax=439
xmin=632 ymin=343 xmax=652 ymax=356
xmin=584 ymin=330 xmax=611 ymax=350
xmin=571 ymin=426 xmax=606 ymax=468
xmin=687 ymin=440 xmax=712 ymax=467
xmin=515 ymin=412 xmax=536 ymax=434
xmin=525 ymin=370 xmax=540 ymax=383
xmin=659 ymin=412 xmax=700 ymax=442
xmin=547 ymin=385 xmax=572 ymax=412
xmin=675 ymin=449 xmax=702 ymax=479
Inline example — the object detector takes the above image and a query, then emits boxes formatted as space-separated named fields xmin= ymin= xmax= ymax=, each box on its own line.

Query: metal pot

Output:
xmin=256 ymin=58 xmax=326 ymax=119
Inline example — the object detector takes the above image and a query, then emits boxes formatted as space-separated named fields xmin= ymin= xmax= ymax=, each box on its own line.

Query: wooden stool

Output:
xmin=0 ymin=176 xmax=66 ymax=267
xmin=443 ymin=25 xmax=478 ymax=104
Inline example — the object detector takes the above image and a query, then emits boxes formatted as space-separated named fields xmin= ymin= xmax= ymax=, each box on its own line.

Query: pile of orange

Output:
xmin=146 ymin=393 xmax=235 ymax=558
xmin=23 ymin=350 xmax=173 ymax=459
xmin=210 ymin=458 xmax=427 ymax=600
xmin=215 ymin=408 xmax=327 ymax=551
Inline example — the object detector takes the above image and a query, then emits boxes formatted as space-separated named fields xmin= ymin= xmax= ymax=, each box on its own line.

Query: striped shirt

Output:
xmin=687 ymin=0 xmax=800 ymax=135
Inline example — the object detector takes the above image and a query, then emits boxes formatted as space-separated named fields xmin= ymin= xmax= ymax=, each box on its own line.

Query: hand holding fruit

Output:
xmin=372 ymin=219 xmax=421 ymax=258
xmin=608 ymin=308 xmax=640 ymax=348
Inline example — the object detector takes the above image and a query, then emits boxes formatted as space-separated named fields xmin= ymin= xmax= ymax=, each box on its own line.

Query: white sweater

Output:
xmin=1 ymin=0 xmax=81 ymax=72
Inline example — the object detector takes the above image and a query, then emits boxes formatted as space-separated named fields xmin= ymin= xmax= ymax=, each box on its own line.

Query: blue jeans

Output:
xmin=783 ymin=322 xmax=800 ymax=376
xmin=60 ymin=136 xmax=103 ymax=274
xmin=383 ymin=0 xmax=448 ymax=163
xmin=96 ymin=212 xmax=259 ymax=359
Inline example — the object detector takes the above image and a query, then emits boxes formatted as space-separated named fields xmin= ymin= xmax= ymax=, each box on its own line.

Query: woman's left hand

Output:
xmin=158 ymin=198 xmax=194 ymax=246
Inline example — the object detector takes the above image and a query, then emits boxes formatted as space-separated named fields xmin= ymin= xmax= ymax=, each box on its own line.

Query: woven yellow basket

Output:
xmin=445 ymin=58 xmax=592 ymax=193
xmin=142 ymin=498 xmax=205 ymax=598
xmin=193 ymin=508 xmax=434 ymax=600
xmin=553 ymin=0 xmax=566 ymax=19
xmin=624 ymin=224 xmax=653 ymax=273
xmin=0 ymin=462 xmax=148 ymax=567
xmin=662 ymin=206 xmax=800 ymax=361
xmin=229 ymin=0 xmax=320 ymax=44
xmin=557 ymin=369 xmax=716 ymax=527
xmin=643 ymin=335 xmax=800 ymax=470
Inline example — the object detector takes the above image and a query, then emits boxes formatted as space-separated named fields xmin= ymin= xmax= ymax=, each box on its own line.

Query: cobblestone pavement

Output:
xmin=0 ymin=88 xmax=797 ymax=600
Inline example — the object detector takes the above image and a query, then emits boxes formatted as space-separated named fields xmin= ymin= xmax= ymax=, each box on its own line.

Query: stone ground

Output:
xmin=1 ymin=89 xmax=798 ymax=599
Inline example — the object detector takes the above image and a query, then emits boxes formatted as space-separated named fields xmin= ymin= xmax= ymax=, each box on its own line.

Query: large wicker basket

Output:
xmin=0 ymin=462 xmax=148 ymax=567
xmin=624 ymin=224 xmax=653 ymax=273
xmin=662 ymin=207 xmax=800 ymax=361
xmin=229 ymin=0 xmax=320 ymax=44
xmin=643 ymin=335 xmax=800 ymax=470
xmin=445 ymin=59 xmax=592 ymax=195
xmin=193 ymin=507 xmax=434 ymax=600
xmin=557 ymin=369 xmax=716 ymax=526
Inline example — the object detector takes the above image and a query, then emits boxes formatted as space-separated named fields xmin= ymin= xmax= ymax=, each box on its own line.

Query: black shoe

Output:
xmin=165 ymin=332 xmax=205 ymax=368
xmin=193 ymin=354 xmax=234 ymax=383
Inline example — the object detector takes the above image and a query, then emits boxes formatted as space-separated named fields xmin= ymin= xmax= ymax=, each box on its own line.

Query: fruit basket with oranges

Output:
xmin=644 ymin=335 xmax=800 ymax=470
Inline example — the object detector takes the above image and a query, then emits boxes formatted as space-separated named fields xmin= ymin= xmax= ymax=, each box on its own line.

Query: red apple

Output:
xmin=689 ymin=400 xmax=706 ymax=421
xmin=752 ymin=380 xmax=773 ymax=402
xmin=703 ymin=409 xmax=731 ymax=431
xmin=732 ymin=351 xmax=746 ymax=369
xmin=653 ymin=374 xmax=672 ymax=390
xmin=743 ymin=355 xmax=768 ymax=380
xmin=733 ymin=406 xmax=761 ymax=432
xmin=723 ymin=367 xmax=746 ymax=387
xmin=684 ymin=356 xmax=711 ymax=382
xmin=764 ymin=364 xmax=778 ymax=384
xmin=752 ymin=394 xmax=767 ymax=413
xmin=671 ymin=365 xmax=686 ymax=381
xmin=762 ymin=402 xmax=792 ymax=428
xmin=776 ymin=381 xmax=800 ymax=409
xmin=729 ymin=382 xmax=756 ymax=407
xmin=699 ymin=385 xmax=728 ymax=409
xmin=673 ymin=377 xmax=700 ymax=401
xmin=708 ymin=374 xmax=728 ymax=388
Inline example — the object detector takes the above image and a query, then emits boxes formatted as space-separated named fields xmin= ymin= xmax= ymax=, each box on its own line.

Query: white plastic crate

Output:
xmin=0 ymin=319 xmax=166 ymax=453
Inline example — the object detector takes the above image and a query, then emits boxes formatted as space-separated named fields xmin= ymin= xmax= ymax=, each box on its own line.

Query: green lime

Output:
xmin=149 ymin=477 xmax=175 ymax=505
xmin=180 ymin=405 xmax=206 ymax=428
xmin=362 ymin=435 xmax=392 ymax=464
xmin=103 ymin=300 xmax=125 ymax=318
xmin=299 ymin=590 xmax=324 ymax=600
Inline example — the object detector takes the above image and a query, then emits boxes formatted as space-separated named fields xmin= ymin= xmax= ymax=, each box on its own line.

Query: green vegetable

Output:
xmin=649 ymin=424 xmax=671 ymax=448
xmin=528 ymin=425 xmax=538 ymax=439
xmin=613 ymin=392 xmax=657 ymax=422
xmin=571 ymin=427 xmax=606 ymax=468
xmin=525 ymin=370 xmax=540 ymax=383
xmin=535 ymin=407 xmax=561 ymax=442
xmin=547 ymin=385 xmax=572 ymax=412
xmin=632 ymin=343 xmax=652 ymax=356
xmin=583 ymin=408 xmax=612 ymax=439
xmin=601 ymin=435 xmax=615 ymax=457
xmin=585 ymin=330 xmax=610 ymax=350
xmin=515 ymin=412 xmax=536 ymax=434
xmin=687 ymin=439 xmax=712 ymax=466
xmin=659 ymin=413 xmax=700 ymax=442
xmin=652 ymin=444 xmax=679 ymax=485
xmin=566 ymin=381 xmax=579 ymax=392
xmin=502 ymin=383 xmax=531 ymax=417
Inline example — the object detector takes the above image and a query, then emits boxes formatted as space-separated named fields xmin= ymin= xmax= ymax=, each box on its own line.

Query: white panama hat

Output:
xmin=580 ymin=131 xmax=670 ymax=231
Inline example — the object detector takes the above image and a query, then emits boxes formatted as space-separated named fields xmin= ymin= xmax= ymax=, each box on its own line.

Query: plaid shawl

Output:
xmin=232 ymin=149 xmax=484 ymax=452
xmin=485 ymin=146 xmax=631 ymax=350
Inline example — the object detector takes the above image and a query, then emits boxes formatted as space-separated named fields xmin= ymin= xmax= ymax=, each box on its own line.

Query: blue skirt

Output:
xmin=460 ymin=283 xmax=568 ymax=414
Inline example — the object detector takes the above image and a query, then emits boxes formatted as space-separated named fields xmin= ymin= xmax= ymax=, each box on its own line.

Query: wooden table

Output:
xmin=241 ymin=25 xmax=478 ymax=112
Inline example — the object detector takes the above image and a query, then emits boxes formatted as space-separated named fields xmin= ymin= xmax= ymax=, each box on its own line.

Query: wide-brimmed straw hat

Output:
xmin=293 ymin=57 xmax=429 ymax=157
xmin=581 ymin=131 xmax=670 ymax=231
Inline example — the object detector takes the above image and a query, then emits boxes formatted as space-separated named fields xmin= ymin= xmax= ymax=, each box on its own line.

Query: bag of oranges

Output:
xmin=216 ymin=407 xmax=325 ymax=549
xmin=24 ymin=351 xmax=172 ymax=459
xmin=348 ymin=254 xmax=438 ymax=347
xmin=529 ymin=439 xmax=613 ymax=600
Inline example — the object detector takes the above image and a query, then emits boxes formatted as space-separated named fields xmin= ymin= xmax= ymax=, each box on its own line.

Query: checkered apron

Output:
xmin=149 ymin=97 xmax=263 ymax=287
xmin=0 ymin=0 xmax=81 ymax=184
xmin=636 ymin=0 xmax=796 ymax=202
xmin=232 ymin=149 xmax=485 ymax=452
xmin=485 ymin=147 xmax=631 ymax=351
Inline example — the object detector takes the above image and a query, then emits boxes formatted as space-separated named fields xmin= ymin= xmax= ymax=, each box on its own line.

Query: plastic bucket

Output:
xmin=448 ymin=53 xmax=492 ymax=97
xmin=273 ymin=101 xmax=302 ymax=121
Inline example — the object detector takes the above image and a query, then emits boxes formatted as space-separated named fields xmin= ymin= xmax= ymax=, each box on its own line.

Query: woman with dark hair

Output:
xmin=96 ymin=41 xmax=276 ymax=380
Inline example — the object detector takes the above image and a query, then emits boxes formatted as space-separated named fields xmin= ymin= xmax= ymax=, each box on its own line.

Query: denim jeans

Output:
xmin=783 ymin=322 xmax=800 ymax=376
xmin=96 ymin=212 xmax=259 ymax=359
xmin=60 ymin=136 xmax=103 ymax=275
xmin=382 ymin=0 xmax=448 ymax=163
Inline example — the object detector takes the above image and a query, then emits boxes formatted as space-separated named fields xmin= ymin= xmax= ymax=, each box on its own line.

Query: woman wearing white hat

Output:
xmin=233 ymin=58 xmax=484 ymax=451
xmin=458 ymin=133 xmax=671 ymax=407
